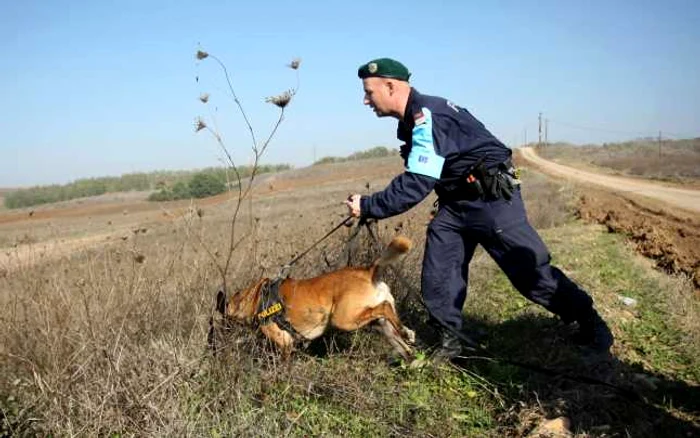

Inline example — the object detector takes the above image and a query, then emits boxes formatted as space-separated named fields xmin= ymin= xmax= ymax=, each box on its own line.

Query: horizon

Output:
xmin=2 ymin=137 xmax=696 ymax=190
xmin=3 ymin=0 xmax=699 ymax=187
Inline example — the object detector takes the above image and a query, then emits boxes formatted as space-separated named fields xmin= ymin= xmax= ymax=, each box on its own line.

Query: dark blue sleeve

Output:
xmin=359 ymin=106 xmax=451 ymax=219
xmin=360 ymin=171 xmax=436 ymax=219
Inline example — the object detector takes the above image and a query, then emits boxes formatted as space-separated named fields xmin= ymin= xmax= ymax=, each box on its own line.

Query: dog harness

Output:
xmin=255 ymin=277 xmax=303 ymax=340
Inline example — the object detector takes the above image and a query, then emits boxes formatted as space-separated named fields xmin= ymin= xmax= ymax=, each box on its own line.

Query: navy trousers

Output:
xmin=421 ymin=189 xmax=593 ymax=332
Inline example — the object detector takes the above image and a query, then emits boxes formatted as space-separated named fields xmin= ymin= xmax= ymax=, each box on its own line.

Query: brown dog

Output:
xmin=215 ymin=236 xmax=416 ymax=360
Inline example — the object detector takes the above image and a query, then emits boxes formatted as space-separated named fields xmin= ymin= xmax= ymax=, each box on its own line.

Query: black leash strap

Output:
xmin=372 ymin=233 xmax=639 ymax=400
xmin=444 ymin=325 xmax=640 ymax=401
xmin=278 ymin=216 xmax=354 ymax=277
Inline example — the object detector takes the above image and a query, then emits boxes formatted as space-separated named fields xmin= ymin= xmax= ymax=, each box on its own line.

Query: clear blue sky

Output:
xmin=2 ymin=0 xmax=699 ymax=186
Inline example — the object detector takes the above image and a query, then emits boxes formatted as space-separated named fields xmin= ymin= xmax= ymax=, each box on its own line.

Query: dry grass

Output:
xmin=537 ymin=138 xmax=700 ymax=183
xmin=1 ymin=160 xmax=698 ymax=436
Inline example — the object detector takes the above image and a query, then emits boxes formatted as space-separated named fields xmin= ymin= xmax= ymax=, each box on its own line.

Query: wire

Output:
xmin=547 ymin=119 xmax=657 ymax=137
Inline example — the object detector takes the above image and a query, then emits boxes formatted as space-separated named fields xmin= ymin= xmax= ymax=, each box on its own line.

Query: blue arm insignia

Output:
xmin=406 ymin=107 xmax=444 ymax=179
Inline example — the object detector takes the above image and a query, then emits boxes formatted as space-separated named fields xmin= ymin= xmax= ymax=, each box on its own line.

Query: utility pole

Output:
xmin=524 ymin=128 xmax=528 ymax=147
xmin=545 ymin=119 xmax=549 ymax=147
xmin=538 ymin=112 xmax=542 ymax=147
xmin=658 ymin=131 xmax=662 ymax=158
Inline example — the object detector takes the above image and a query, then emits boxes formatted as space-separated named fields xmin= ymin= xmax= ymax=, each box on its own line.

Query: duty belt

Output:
xmin=437 ymin=156 xmax=521 ymax=202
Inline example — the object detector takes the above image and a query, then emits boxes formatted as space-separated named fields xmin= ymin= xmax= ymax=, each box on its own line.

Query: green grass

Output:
xmin=186 ymin=223 xmax=698 ymax=437
xmin=2 ymin=171 xmax=698 ymax=436
xmin=3 ymin=221 xmax=697 ymax=437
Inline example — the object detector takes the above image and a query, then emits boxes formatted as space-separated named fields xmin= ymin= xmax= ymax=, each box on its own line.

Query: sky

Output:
xmin=2 ymin=0 xmax=699 ymax=187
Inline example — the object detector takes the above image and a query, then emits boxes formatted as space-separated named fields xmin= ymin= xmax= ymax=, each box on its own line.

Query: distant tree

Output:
xmin=171 ymin=181 xmax=190 ymax=200
xmin=188 ymin=172 xmax=226 ymax=198
xmin=313 ymin=146 xmax=397 ymax=165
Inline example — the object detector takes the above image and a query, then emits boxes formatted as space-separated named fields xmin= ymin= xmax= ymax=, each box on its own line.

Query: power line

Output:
xmin=658 ymin=130 xmax=700 ymax=139
xmin=547 ymin=119 xmax=658 ymax=137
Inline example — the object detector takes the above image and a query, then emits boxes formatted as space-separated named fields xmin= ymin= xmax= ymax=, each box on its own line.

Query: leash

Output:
xmin=359 ymin=221 xmax=640 ymax=401
xmin=277 ymin=215 xmax=354 ymax=278
xmin=210 ymin=214 xmax=376 ymax=356
xmin=445 ymin=328 xmax=639 ymax=400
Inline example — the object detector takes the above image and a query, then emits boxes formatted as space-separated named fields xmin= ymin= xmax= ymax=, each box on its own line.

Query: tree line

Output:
xmin=6 ymin=145 xmax=402 ymax=209
xmin=313 ymin=146 xmax=398 ymax=165
xmin=4 ymin=164 xmax=291 ymax=209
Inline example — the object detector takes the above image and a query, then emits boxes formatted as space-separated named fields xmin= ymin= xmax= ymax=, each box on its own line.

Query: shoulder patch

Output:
xmin=406 ymin=107 xmax=445 ymax=179
xmin=413 ymin=110 xmax=425 ymax=125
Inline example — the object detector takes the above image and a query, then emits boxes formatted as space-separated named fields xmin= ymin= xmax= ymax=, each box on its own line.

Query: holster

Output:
xmin=438 ymin=158 xmax=520 ymax=203
xmin=472 ymin=162 xmax=514 ymax=200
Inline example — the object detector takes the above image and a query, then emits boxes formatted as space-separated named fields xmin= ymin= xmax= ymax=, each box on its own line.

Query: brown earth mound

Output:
xmin=516 ymin=148 xmax=700 ymax=291
xmin=576 ymin=188 xmax=700 ymax=290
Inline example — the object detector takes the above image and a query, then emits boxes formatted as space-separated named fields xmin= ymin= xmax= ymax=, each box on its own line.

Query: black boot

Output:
xmin=573 ymin=309 xmax=614 ymax=353
xmin=432 ymin=329 xmax=462 ymax=361
xmin=432 ymin=327 xmax=480 ymax=361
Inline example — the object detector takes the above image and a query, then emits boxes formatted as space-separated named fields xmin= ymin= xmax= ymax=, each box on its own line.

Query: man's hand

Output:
xmin=345 ymin=194 xmax=362 ymax=218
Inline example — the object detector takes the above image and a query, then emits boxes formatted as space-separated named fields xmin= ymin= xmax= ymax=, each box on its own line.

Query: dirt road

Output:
xmin=518 ymin=147 xmax=700 ymax=290
xmin=519 ymin=147 xmax=700 ymax=214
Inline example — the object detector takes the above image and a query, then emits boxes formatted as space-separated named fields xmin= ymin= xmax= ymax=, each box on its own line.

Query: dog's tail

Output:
xmin=371 ymin=235 xmax=412 ymax=283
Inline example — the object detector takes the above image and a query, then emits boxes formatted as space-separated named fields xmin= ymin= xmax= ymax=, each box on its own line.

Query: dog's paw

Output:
xmin=402 ymin=327 xmax=416 ymax=345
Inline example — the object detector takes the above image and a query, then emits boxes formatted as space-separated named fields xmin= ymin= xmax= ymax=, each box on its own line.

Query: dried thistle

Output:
xmin=199 ymin=93 xmax=210 ymax=103
xmin=195 ymin=117 xmax=207 ymax=132
xmin=288 ymin=58 xmax=302 ymax=70
xmin=265 ymin=90 xmax=293 ymax=108
xmin=196 ymin=50 xmax=209 ymax=60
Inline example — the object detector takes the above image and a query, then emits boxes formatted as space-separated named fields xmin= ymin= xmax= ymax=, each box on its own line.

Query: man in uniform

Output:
xmin=344 ymin=58 xmax=613 ymax=359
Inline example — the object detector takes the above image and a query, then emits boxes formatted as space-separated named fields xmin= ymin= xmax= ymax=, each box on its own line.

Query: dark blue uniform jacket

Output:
xmin=360 ymin=88 xmax=512 ymax=219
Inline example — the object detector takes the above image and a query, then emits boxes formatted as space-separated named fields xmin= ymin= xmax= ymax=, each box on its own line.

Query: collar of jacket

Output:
xmin=401 ymin=87 xmax=420 ymax=128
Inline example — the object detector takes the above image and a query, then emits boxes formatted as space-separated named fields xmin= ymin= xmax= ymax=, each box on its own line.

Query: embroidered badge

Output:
xmin=257 ymin=302 xmax=283 ymax=320
xmin=368 ymin=62 xmax=378 ymax=74
xmin=413 ymin=111 xmax=425 ymax=125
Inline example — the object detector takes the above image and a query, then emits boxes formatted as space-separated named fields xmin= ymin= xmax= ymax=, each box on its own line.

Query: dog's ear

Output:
xmin=216 ymin=288 xmax=226 ymax=315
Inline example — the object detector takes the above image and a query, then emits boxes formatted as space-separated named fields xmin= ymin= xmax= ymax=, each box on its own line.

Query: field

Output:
xmin=1 ymin=157 xmax=699 ymax=437
xmin=521 ymin=143 xmax=700 ymax=290
xmin=536 ymin=139 xmax=700 ymax=185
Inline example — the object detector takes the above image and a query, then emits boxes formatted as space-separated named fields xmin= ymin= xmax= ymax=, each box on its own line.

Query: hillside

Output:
xmin=1 ymin=157 xmax=698 ymax=436
xmin=535 ymin=138 xmax=700 ymax=185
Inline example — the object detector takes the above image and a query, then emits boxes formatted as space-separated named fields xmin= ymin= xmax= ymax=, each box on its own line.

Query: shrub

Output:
xmin=188 ymin=172 xmax=226 ymax=198
xmin=314 ymin=146 xmax=397 ymax=165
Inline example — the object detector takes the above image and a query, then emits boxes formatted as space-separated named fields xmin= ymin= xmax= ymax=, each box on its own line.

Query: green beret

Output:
xmin=357 ymin=58 xmax=411 ymax=81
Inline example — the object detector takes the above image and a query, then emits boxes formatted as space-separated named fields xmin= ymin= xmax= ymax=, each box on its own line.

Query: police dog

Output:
xmin=214 ymin=236 xmax=416 ymax=360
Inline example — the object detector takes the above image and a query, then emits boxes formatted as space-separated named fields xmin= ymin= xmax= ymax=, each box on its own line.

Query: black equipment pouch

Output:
xmin=466 ymin=157 xmax=520 ymax=201
xmin=495 ymin=160 xmax=521 ymax=201
xmin=463 ymin=174 xmax=484 ymax=200
xmin=471 ymin=159 xmax=497 ymax=199
xmin=437 ymin=155 xmax=521 ymax=203
xmin=399 ymin=143 xmax=411 ymax=166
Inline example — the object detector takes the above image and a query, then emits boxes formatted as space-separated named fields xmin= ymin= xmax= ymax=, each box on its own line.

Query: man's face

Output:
xmin=362 ymin=77 xmax=392 ymax=117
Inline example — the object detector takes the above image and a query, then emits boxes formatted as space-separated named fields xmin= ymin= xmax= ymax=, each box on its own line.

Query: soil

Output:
xmin=3 ymin=151 xmax=699 ymax=291
xmin=517 ymin=147 xmax=700 ymax=290
xmin=0 ymin=159 xmax=403 ymax=273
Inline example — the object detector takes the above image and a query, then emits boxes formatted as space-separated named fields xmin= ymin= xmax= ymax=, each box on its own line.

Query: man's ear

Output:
xmin=386 ymin=79 xmax=395 ymax=95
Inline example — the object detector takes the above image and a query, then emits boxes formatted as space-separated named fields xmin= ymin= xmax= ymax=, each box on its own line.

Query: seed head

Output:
xmin=265 ymin=90 xmax=293 ymax=108
xmin=288 ymin=58 xmax=302 ymax=70
xmin=195 ymin=117 xmax=207 ymax=132
xmin=199 ymin=93 xmax=210 ymax=103
xmin=196 ymin=50 xmax=209 ymax=60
